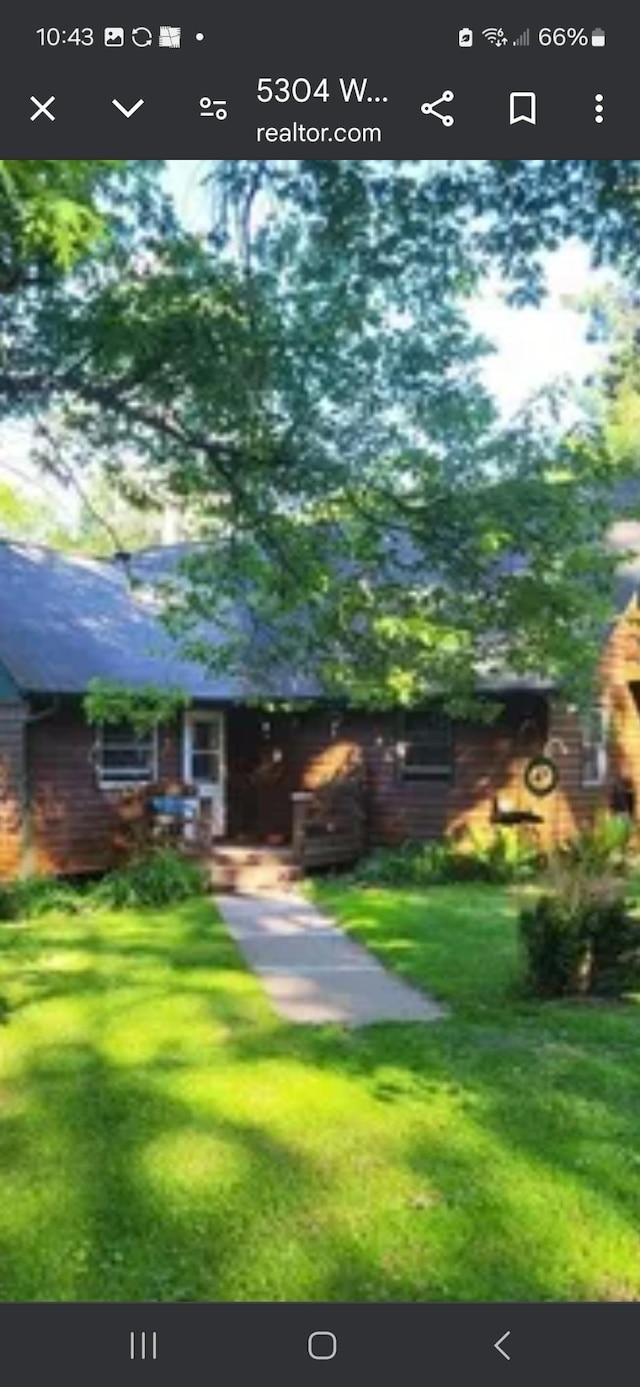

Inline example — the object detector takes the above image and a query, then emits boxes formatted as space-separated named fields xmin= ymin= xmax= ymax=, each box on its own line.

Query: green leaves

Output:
xmin=84 ymin=679 xmax=188 ymax=734
xmin=2 ymin=159 xmax=639 ymax=710
xmin=0 ymin=160 xmax=122 ymax=285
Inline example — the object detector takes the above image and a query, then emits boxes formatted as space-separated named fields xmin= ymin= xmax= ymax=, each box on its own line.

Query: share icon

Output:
xmin=420 ymin=90 xmax=454 ymax=126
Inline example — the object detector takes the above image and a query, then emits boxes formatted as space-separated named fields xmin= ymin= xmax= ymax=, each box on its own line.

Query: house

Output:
xmin=0 ymin=535 xmax=640 ymax=879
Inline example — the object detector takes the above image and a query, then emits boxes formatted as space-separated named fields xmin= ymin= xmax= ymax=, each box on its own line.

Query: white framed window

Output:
xmin=398 ymin=711 xmax=454 ymax=781
xmin=183 ymin=710 xmax=224 ymax=787
xmin=95 ymin=721 xmax=158 ymax=787
xmin=581 ymin=706 xmax=609 ymax=788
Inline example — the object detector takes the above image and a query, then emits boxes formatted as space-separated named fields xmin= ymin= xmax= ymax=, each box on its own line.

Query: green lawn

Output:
xmin=0 ymin=882 xmax=639 ymax=1301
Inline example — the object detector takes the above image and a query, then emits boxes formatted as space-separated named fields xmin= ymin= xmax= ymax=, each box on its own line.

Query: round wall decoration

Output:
xmin=523 ymin=756 xmax=559 ymax=797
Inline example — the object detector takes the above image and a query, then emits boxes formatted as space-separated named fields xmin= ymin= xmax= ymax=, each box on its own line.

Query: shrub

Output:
xmin=351 ymin=829 xmax=542 ymax=888
xmin=463 ymin=828 xmax=543 ymax=884
xmin=94 ymin=848 xmax=208 ymax=909
xmin=0 ymin=884 xmax=19 ymax=921
xmin=0 ymin=875 xmax=86 ymax=920
xmin=351 ymin=842 xmax=447 ymax=887
xmin=557 ymin=812 xmax=634 ymax=877
xmin=520 ymin=868 xmax=640 ymax=997
xmin=11 ymin=876 xmax=87 ymax=918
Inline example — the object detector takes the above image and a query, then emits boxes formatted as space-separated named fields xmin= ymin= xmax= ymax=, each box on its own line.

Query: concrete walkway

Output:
xmin=217 ymin=890 xmax=446 ymax=1026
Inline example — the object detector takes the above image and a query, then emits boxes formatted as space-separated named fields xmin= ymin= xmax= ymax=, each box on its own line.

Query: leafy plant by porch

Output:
xmin=0 ymin=885 xmax=639 ymax=1301
xmin=84 ymin=679 xmax=188 ymax=734
xmin=0 ymin=849 xmax=207 ymax=920
xmin=350 ymin=829 xmax=544 ymax=888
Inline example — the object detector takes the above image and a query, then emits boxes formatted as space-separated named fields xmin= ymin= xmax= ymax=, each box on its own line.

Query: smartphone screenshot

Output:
xmin=0 ymin=3 xmax=638 ymax=1382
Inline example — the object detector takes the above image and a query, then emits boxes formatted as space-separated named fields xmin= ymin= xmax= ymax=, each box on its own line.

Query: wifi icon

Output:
xmin=483 ymin=26 xmax=508 ymax=46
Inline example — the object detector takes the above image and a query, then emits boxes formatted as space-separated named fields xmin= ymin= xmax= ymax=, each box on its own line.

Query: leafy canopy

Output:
xmin=2 ymin=159 xmax=639 ymax=707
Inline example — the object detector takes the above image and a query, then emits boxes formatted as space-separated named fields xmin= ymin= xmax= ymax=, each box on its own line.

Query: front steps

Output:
xmin=205 ymin=843 xmax=302 ymax=894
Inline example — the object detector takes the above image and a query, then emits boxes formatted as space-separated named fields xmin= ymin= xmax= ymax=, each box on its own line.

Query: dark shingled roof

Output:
xmin=0 ymin=524 xmax=638 ymax=702
xmin=0 ymin=542 xmax=317 ymax=699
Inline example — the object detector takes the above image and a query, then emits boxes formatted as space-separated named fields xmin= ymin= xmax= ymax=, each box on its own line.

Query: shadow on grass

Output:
xmin=0 ymin=894 xmax=639 ymax=1301
xmin=312 ymin=882 xmax=526 ymax=1010
xmin=0 ymin=1040 xmax=325 ymax=1301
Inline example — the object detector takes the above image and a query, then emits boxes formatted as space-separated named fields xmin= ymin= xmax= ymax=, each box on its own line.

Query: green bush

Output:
xmin=94 ymin=849 xmax=208 ymax=909
xmin=0 ymin=884 xmax=19 ymax=921
xmin=463 ymin=829 xmax=543 ymax=883
xmin=351 ymin=842 xmax=444 ymax=887
xmin=0 ymin=875 xmax=86 ymax=920
xmin=557 ymin=812 xmax=634 ymax=877
xmin=520 ymin=869 xmax=640 ymax=997
xmin=352 ymin=829 xmax=542 ymax=888
xmin=0 ymin=850 xmax=207 ymax=921
xmin=12 ymin=876 xmax=87 ymax=918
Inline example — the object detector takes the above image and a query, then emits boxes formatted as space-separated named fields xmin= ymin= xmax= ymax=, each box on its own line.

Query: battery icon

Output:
xmin=591 ymin=27 xmax=605 ymax=45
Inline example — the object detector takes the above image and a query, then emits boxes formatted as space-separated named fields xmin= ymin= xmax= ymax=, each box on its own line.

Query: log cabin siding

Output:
xmin=270 ymin=707 xmax=548 ymax=845
xmin=28 ymin=703 xmax=182 ymax=876
xmin=223 ymin=607 xmax=640 ymax=851
xmin=0 ymin=703 xmax=27 ymax=877
xmin=224 ymin=702 xmax=550 ymax=845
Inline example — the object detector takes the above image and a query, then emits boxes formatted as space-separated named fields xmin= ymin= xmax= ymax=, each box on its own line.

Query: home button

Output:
xmin=308 ymin=1331 xmax=337 ymax=1360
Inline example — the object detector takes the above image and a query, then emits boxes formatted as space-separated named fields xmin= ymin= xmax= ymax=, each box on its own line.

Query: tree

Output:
xmin=0 ymin=159 xmax=635 ymax=706
xmin=0 ymin=159 xmax=123 ymax=288
xmin=0 ymin=477 xmax=49 ymax=539
xmin=584 ymin=286 xmax=640 ymax=474
xmin=464 ymin=160 xmax=640 ymax=303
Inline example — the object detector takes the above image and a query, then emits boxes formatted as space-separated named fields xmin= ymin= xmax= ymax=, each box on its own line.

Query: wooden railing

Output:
xmin=291 ymin=784 xmax=366 ymax=869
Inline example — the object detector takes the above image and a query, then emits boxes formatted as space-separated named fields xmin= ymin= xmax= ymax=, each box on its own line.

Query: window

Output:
xmin=581 ymin=706 xmax=609 ymax=788
xmin=96 ymin=721 xmax=157 ymax=786
xmin=398 ymin=711 xmax=454 ymax=781
xmin=184 ymin=713 xmax=223 ymax=786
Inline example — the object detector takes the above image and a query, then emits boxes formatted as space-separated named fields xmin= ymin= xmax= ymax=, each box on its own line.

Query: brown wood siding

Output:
xmin=0 ymin=703 xmax=27 ymax=878
xmin=595 ymin=599 xmax=640 ymax=826
xmin=226 ymin=702 xmax=553 ymax=846
xmin=225 ymin=641 xmax=640 ymax=851
xmin=288 ymin=708 xmax=551 ymax=846
xmin=28 ymin=702 xmax=181 ymax=875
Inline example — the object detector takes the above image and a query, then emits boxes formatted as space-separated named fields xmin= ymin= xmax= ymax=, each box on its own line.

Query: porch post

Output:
xmin=291 ymin=791 xmax=313 ymax=865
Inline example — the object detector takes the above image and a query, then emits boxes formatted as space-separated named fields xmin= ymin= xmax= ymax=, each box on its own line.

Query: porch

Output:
xmin=155 ymin=704 xmax=367 ymax=884
xmin=151 ymin=691 xmax=561 ymax=887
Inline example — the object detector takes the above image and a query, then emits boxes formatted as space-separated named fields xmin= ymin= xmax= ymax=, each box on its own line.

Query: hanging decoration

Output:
xmin=523 ymin=755 xmax=559 ymax=797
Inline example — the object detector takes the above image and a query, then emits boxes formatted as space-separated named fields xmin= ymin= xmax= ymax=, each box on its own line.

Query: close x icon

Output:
xmin=30 ymin=95 xmax=55 ymax=120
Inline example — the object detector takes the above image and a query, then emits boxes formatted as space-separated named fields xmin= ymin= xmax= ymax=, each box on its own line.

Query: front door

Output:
xmin=183 ymin=710 xmax=226 ymax=837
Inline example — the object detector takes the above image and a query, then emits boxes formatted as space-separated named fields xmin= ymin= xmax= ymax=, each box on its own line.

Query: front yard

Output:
xmin=0 ymin=882 xmax=639 ymax=1301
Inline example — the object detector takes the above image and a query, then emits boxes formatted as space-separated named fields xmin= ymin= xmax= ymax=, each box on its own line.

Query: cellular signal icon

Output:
xmin=483 ymin=27 xmax=508 ymax=46
xmin=513 ymin=27 xmax=530 ymax=45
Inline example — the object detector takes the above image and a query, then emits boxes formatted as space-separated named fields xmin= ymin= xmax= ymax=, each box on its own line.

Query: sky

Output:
xmin=467 ymin=240 xmax=605 ymax=418
xmin=0 ymin=160 xmax=610 ymax=519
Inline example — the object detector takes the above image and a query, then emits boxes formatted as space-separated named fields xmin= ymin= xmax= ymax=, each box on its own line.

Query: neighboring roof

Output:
xmin=0 ymin=542 xmax=317 ymax=699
